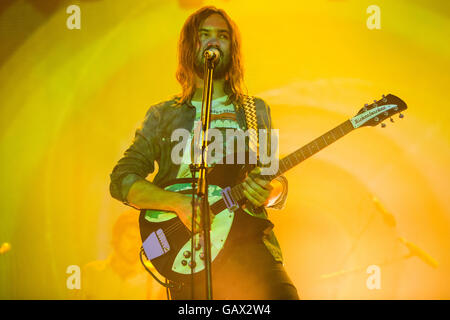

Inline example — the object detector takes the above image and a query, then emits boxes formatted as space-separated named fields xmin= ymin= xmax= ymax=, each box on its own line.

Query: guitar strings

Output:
xmin=164 ymin=220 xmax=184 ymax=235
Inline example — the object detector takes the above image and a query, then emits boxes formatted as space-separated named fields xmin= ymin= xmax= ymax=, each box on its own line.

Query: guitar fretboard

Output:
xmin=210 ymin=120 xmax=355 ymax=214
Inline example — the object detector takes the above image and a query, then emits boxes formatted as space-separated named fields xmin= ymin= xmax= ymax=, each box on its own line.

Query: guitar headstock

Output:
xmin=351 ymin=94 xmax=408 ymax=128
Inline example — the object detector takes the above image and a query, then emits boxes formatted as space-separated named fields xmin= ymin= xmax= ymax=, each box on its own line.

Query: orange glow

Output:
xmin=0 ymin=0 xmax=449 ymax=299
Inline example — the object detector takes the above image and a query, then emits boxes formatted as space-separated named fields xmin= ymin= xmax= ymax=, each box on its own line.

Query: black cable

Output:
xmin=139 ymin=247 xmax=181 ymax=291
xmin=165 ymin=278 xmax=171 ymax=300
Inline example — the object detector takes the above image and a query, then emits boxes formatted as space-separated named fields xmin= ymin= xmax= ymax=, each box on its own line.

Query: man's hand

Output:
xmin=127 ymin=180 xmax=213 ymax=234
xmin=173 ymin=194 xmax=214 ymax=234
xmin=242 ymin=167 xmax=275 ymax=207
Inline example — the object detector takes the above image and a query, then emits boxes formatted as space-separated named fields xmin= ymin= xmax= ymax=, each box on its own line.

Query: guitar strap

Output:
xmin=239 ymin=95 xmax=273 ymax=215
xmin=240 ymin=95 xmax=260 ymax=162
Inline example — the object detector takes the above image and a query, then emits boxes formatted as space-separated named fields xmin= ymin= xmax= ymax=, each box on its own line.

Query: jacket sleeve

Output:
xmin=109 ymin=105 xmax=161 ymax=204
xmin=256 ymin=97 xmax=289 ymax=210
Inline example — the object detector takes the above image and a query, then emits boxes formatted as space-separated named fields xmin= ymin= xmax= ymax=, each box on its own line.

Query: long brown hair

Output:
xmin=175 ymin=6 xmax=247 ymax=105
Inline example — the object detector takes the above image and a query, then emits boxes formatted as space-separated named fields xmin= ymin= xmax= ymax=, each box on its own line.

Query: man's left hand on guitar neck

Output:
xmin=242 ymin=167 xmax=284 ymax=208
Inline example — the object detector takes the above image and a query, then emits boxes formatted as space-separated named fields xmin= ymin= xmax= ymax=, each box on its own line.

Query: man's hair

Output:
xmin=175 ymin=6 xmax=246 ymax=105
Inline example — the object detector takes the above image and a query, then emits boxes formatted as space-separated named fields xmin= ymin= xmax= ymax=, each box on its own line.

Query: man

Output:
xmin=110 ymin=6 xmax=299 ymax=299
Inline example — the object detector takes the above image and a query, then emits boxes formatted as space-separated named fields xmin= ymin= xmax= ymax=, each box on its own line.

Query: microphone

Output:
xmin=204 ymin=48 xmax=220 ymax=62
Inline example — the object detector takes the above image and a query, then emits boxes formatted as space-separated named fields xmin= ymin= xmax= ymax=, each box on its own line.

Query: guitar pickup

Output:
xmin=142 ymin=228 xmax=170 ymax=260
xmin=221 ymin=187 xmax=239 ymax=212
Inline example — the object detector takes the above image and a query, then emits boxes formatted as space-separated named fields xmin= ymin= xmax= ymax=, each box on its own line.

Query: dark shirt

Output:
xmin=109 ymin=95 xmax=288 ymax=262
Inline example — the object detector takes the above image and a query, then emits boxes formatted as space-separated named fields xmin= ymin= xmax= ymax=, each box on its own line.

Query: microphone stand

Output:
xmin=193 ymin=50 xmax=217 ymax=300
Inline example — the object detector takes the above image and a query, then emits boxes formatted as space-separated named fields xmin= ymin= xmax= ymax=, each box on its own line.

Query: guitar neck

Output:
xmin=210 ymin=120 xmax=355 ymax=215
xmin=266 ymin=119 xmax=355 ymax=180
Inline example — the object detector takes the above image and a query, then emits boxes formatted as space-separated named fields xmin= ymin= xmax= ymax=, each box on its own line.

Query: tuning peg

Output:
xmin=381 ymin=123 xmax=386 ymax=128
xmin=390 ymin=118 xmax=394 ymax=123
xmin=382 ymin=94 xmax=387 ymax=102
xmin=399 ymin=113 xmax=404 ymax=118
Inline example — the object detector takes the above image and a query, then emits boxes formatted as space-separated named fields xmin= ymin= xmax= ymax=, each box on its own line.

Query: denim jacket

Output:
xmin=109 ymin=96 xmax=288 ymax=262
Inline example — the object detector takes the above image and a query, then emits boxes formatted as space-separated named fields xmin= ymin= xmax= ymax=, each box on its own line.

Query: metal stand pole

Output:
xmin=196 ymin=51 xmax=216 ymax=300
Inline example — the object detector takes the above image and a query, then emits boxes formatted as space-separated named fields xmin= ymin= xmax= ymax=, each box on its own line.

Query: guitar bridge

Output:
xmin=142 ymin=228 xmax=170 ymax=260
xmin=221 ymin=187 xmax=239 ymax=212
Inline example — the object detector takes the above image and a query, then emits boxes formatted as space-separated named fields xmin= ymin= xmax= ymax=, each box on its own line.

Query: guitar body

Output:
xmin=138 ymin=162 xmax=273 ymax=283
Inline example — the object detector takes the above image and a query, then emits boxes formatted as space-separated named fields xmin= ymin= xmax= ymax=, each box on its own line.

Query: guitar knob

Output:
xmin=399 ymin=113 xmax=404 ymax=118
xmin=181 ymin=260 xmax=187 ymax=266
xmin=183 ymin=251 xmax=191 ymax=258
xmin=188 ymin=261 xmax=196 ymax=269
xmin=374 ymin=117 xmax=379 ymax=122
xmin=381 ymin=123 xmax=386 ymax=128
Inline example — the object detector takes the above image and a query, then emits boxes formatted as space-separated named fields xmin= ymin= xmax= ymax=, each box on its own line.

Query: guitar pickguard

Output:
xmin=142 ymin=182 xmax=235 ymax=276
xmin=172 ymin=207 xmax=234 ymax=274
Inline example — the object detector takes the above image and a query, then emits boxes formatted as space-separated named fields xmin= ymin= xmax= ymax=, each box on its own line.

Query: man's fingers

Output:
xmin=243 ymin=189 xmax=263 ymax=207
xmin=245 ymin=178 xmax=266 ymax=195
xmin=246 ymin=179 xmax=270 ymax=201
xmin=247 ymin=168 xmax=271 ymax=190
xmin=243 ymin=180 xmax=267 ymax=203
xmin=249 ymin=167 xmax=261 ymax=177
xmin=255 ymin=177 xmax=272 ymax=190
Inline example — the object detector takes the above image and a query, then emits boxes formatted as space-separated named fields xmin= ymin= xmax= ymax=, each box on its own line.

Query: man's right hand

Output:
xmin=125 ymin=179 xmax=214 ymax=233
xmin=172 ymin=194 xmax=214 ymax=234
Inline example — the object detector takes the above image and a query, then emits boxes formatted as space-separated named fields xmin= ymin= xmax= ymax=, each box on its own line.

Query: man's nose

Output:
xmin=206 ymin=38 xmax=220 ymax=48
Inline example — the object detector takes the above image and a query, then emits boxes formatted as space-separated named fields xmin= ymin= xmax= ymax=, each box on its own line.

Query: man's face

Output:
xmin=194 ymin=13 xmax=231 ymax=80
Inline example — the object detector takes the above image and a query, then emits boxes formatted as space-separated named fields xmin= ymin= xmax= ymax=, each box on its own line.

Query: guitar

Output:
xmin=139 ymin=94 xmax=407 ymax=282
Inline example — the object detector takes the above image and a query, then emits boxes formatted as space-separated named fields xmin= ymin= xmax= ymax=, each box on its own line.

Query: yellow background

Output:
xmin=0 ymin=0 xmax=449 ymax=299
